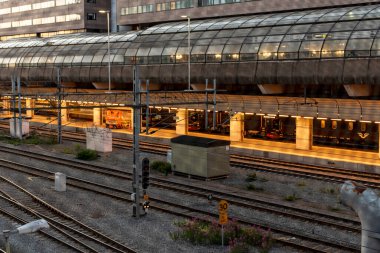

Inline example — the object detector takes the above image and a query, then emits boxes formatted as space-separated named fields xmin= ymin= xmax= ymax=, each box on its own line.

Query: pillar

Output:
xmin=296 ymin=117 xmax=313 ymax=150
xmin=176 ymin=109 xmax=188 ymax=135
xmin=230 ymin=113 xmax=244 ymax=142
xmin=61 ymin=101 xmax=68 ymax=123
xmin=378 ymin=124 xmax=380 ymax=159
xmin=93 ymin=108 xmax=102 ymax=126
xmin=25 ymin=99 xmax=34 ymax=118
xmin=2 ymin=98 xmax=10 ymax=115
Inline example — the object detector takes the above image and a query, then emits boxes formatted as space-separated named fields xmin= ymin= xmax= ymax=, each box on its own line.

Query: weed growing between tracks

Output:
xmin=170 ymin=218 xmax=273 ymax=253
xmin=0 ymin=133 xmax=56 ymax=145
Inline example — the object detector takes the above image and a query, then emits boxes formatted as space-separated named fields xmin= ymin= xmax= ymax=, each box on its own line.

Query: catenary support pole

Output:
xmin=145 ymin=80 xmax=149 ymax=135
xmin=57 ymin=68 xmax=62 ymax=144
xmin=132 ymin=65 xmax=141 ymax=218
xmin=17 ymin=76 xmax=22 ymax=140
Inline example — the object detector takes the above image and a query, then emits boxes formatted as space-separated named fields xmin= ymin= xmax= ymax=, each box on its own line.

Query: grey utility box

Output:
xmin=171 ymin=135 xmax=230 ymax=179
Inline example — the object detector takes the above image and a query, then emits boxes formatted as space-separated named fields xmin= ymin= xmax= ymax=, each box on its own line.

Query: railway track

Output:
xmin=9 ymin=123 xmax=379 ymax=188
xmin=0 ymin=176 xmax=136 ymax=253
xmin=0 ymin=145 xmax=360 ymax=252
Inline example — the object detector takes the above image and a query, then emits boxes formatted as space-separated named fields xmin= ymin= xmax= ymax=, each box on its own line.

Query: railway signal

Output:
xmin=142 ymin=158 xmax=150 ymax=189
xmin=143 ymin=201 xmax=150 ymax=212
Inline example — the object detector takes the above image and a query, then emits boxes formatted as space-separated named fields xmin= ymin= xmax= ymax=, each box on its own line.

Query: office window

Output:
xmin=87 ymin=13 xmax=96 ymax=20
xmin=87 ymin=0 xmax=96 ymax=2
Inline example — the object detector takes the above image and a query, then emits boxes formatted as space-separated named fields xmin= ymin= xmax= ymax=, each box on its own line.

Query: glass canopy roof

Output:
xmin=0 ymin=4 xmax=379 ymax=67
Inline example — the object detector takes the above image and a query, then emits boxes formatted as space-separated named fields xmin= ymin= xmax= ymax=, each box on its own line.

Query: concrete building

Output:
xmin=0 ymin=0 xmax=111 ymax=40
xmin=117 ymin=0 xmax=380 ymax=29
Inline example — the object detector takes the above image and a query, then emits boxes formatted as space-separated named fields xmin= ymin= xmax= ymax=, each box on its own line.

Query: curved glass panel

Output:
xmin=268 ymin=26 xmax=291 ymax=35
xmin=331 ymin=21 xmax=358 ymax=32
xmin=283 ymin=34 xmax=305 ymax=42
xmin=276 ymin=11 xmax=311 ymax=25
xmin=278 ymin=41 xmax=301 ymax=59
xmin=345 ymin=38 xmax=373 ymax=57
xmin=318 ymin=7 xmax=354 ymax=22
xmin=258 ymin=43 xmax=280 ymax=60
xmin=299 ymin=41 xmax=323 ymax=59
xmin=176 ymin=47 xmax=188 ymax=63
xmin=351 ymin=30 xmax=376 ymax=39
xmin=288 ymin=24 xmax=311 ymax=34
xmin=222 ymin=44 xmax=242 ymax=62
xmin=200 ymin=30 xmax=218 ymax=39
xmin=227 ymin=37 xmax=245 ymax=44
xmin=232 ymin=28 xmax=252 ymax=37
xmin=259 ymin=13 xmax=290 ymax=26
xmin=370 ymin=38 xmax=380 ymax=56
xmin=340 ymin=5 xmax=377 ymax=20
xmin=355 ymin=20 xmax=380 ymax=30
xmin=296 ymin=9 xmax=333 ymax=23
xmin=206 ymin=44 xmax=224 ymax=62
xmin=364 ymin=6 xmax=380 ymax=19
xmin=191 ymin=45 xmax=207 ymax=63
xmin=240 ymin=14 xmax=272 ymax=28
xmin=309 ymin=23 xmax=334 ymax=33
xmin=216 ymin=30 xmax=234 ymax=38
xmin=321 ymin=40 xmax=347 ymax=58
xmin=224 ymin=16 xmax=251 ymax=29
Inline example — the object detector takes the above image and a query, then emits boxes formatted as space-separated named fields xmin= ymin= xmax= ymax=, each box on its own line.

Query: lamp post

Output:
xmin=3 ymin=219 xmax=49 ymax=253
xmin=99 ymin=10 xmax=111 ymax=92
xmin=181 ymin=15 xmax=191 ymax=90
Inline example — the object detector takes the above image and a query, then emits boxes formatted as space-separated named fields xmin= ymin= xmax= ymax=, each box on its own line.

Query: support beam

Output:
xmin=230 ymin=113 xmax=244 ymax=142
xmin=93 ymin=108 xmax=102 ymax=126
xmin=296 ymin=117 xmax=313 ymax=150
xmin=25 ymin=99 xmax=34 ymax=118
xmin=176 ymin=109 xmax=188 ymax=135
xmin=344 ymin=84 xmax=371 ymax=97
xmin=61 ymin=101 xmax=68 ymax=123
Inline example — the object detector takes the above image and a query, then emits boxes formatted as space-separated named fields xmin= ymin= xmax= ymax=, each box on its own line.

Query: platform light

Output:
xmin=245 ymin=112 xmax=254 ymax=115
xmin=360 ymin=120 xmax=372 ymax=123
xmin=279 ymin=115 xmax=289 ymax=117
xmin=344 ymin=119 xmax=356 ymax=122
xmin=375 ymin=122 xmax=380 ymax=124
xmin=264 ymin=116 xmax=275 ymax=119
xmin=331 ymin=119 xmax=342 ymax=121
xmin=291 ymin=115 xmax=300 ymax=118
xmin=317 ymin=117 xmax=328 ymax=120
xmin=256 ymin=113 xmax=265 ymax=116
xmin=267 ymin=114 xmax=277 ymax=117
xmin=303 ymin=116 xmax=314 ymax=119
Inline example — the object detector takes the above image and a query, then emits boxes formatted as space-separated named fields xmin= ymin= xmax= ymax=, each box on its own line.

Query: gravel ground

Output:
xmin=0 ymin=135 xmax=361 ymax=253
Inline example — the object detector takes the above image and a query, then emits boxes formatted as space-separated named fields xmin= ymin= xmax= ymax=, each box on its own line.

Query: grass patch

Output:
xmin=246 ymin=184 xmax=264 ymax=192
xmin=320 ymin=187 xmax=336 ymax=195
xmin=245 ymin=172 xmax=257 ymax=182
xmin=284 ymin=193 xmax=297 ymax=202
xmin=297 ymin=181 xmax=306 ymax=187
xmin=0 ymin=133 xmax=56 ymax=145
xmin=150 ymin=161 xmax=172 ymax=175
xmin=170 ymin=218 xmax=273 ymax=252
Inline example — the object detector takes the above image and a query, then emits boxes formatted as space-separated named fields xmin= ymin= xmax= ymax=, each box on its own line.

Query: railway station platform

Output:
xmin=24 ymin=116 xmax=380 ymax=174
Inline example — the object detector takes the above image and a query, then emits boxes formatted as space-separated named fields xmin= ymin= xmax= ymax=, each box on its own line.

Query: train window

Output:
xmin=332 ymin=120 xmax=337 ymax=130
xmin=321 ymin=120 xmax=326 ymax=129
xmin=361 ymin=122 xmax=367 ymax=132
xmin=348 ymin=122 xmax=354 ymax=131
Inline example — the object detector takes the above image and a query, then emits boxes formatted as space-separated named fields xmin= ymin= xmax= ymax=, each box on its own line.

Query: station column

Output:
xmin=296 ymin=117 xmax=313 ymax=150
xmin=2 ymin=98 xmax=10 ymax=116
xmin=230 ymin=113 xmax=244 ymax=142
xmin=25 ymin=99 xmax=34 ymax=118
xmin=60 ymin=101 xmax=68 ymax=123
xmin=176 ymin=109 xmax=188 ymax=135
xmin=93 ymin=108 xmax=102 ymax=126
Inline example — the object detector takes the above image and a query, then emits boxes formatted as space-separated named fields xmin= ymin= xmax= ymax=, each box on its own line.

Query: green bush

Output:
xmin=170 ymin=218 xmax=273 ymax=252
xmin=76 ymin=148 xmax=98 ymax=160
xmin=245 ymin=172 xmax=257 ymax=182
xmin=246 ymin=184 xmax=264 ymax=192
xmin=150 ymin=161 xmax=171 ymax=175
xmin=284 ymin=193 xmax=297 ymax=202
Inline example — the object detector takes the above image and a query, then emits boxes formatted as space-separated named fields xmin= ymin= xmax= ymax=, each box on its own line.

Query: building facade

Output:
xmin=0 ymin=0 xmax=110 ymax=40
xmin=117 ymin=0 xmax=380 ymax=29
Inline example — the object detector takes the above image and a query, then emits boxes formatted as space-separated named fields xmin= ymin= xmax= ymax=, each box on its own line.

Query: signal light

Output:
xmin=142 ymin=158 xmax=150 ymax=189
xmin=143 ymin=201 xmax=150 ymax=211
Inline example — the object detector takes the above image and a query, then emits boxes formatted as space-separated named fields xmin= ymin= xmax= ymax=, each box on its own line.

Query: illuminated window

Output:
xmin=320 ymin=120 xmax=325 ymax=129
xmin=348 ymin=122 xmax=354 ymax=131
xmin=332 ymin=120 xmax=337 ymax=130
xmin=361 ymin=122 xmax=366 ymax=132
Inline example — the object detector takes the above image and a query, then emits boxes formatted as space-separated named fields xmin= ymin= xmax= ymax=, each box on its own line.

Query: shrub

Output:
xmin=170 ymin=218 xmax=273 ymax=252
xmin=76 ymin=148 xmax=98 ymax=160
xmin=150 ymin=161 xmax=171 ymax=175
xmin=246 ymin=184 xmax=264 ymax=192
xmin=284 ymin=193 xmax=297 ymax=201
xmin=245 ymin=173 xmax=257 ymax=182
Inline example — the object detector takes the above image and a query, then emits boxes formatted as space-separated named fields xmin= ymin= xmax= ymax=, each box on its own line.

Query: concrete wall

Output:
xmin=296 ymin=117 xmax=313 ymax=150
xmin=86 ymin=127 xmax=112 ymax=152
